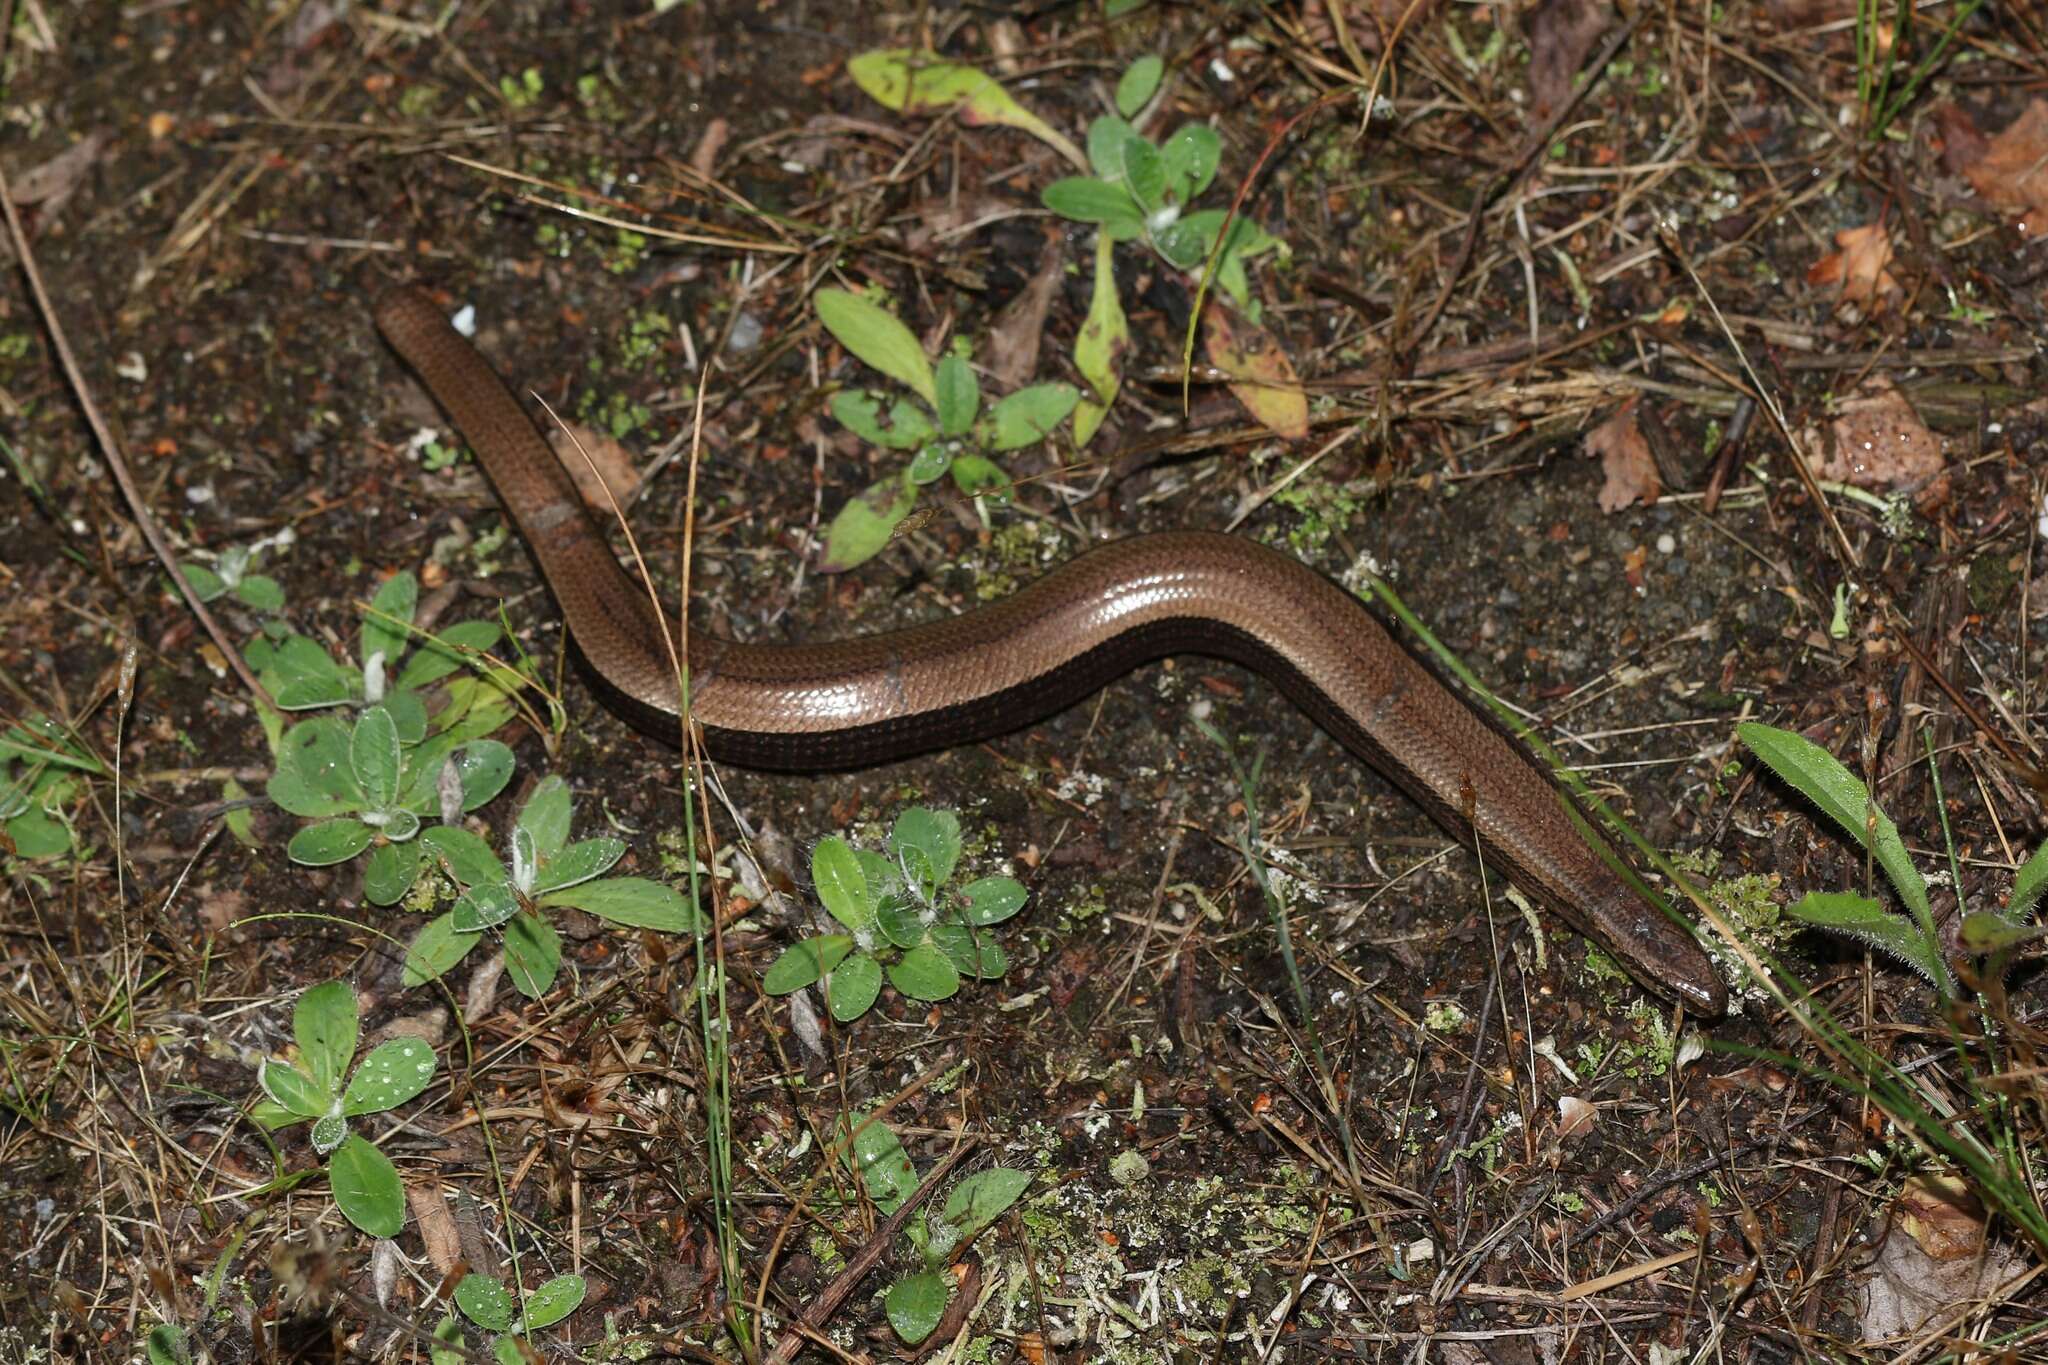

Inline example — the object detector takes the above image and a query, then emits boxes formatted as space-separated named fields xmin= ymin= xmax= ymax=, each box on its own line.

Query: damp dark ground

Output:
xmin=4 ymin=2 xmax=2048 ymax=1362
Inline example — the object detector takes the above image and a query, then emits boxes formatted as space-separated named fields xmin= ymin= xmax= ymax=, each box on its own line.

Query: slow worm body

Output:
xmin=374 ymin=286 xmax=1725 ymax=1014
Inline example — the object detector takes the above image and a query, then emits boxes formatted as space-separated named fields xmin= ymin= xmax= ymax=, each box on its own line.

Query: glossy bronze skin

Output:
xmin=373 ymin=285 xmax=1725 ymax=1014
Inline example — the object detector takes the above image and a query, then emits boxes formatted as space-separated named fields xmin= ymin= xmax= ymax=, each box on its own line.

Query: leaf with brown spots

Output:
xmin=1202 ymin=300 xmax=1308 ymax=440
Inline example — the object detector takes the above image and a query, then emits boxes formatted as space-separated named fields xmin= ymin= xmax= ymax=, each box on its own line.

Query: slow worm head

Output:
xmin=373 ymin=285 xmax=1727 ymax=1015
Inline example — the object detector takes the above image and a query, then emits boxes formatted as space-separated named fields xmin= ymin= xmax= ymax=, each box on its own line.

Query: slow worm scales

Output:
xmin=373 ymin=285 xmax=1725 ymax=1014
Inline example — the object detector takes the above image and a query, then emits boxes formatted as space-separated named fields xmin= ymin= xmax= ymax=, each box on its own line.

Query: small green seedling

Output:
xmin=0 ymin=714 xmax=105 ymax=862
xmin=252 ymin=980 xmax=437 ymax=1238
xmin=1039 ymin=62 xmax=1281 ymax=307
xmin=432 ymin=1270 xmax=586 ymax=1365
xmin=764 ymin=807 xmax=1028 ymax=1023
xmin=1738 ymin=721 xmax=2047 ymax=999
xmin=843 ymin=1112 xmax=1032 ymax=1345
xmin=180 ymin=541 xmax=286 ymax=613
xmin=814 ymin=288 xmax=1078 ymax=572
xmin=269 ymin=702 xmax=514 ymax=904
xmin=246 ymin=569 xmax=512 ymax=745
xmin=402 ymin=776 xmax=700 ymax=997
xmin=142 ymin=1324 xmax=192 ymax=1365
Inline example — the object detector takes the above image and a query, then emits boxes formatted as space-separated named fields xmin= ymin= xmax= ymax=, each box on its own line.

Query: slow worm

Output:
xmin=373 ymin=286 xmax=1725 ymax=1014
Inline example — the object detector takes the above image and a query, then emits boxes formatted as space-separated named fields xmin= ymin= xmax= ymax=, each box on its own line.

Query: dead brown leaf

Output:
xmin=406 ymin=1179 xmax=465 ymax=1278
xmin=1556 ymin=1095 xmax=1597 ymax=1141
xmin=1806 ymin=223 xmax=1902 ymax=314
xmin=1811 ymin=377 xmax=1945 ymax=490
xmin=1586 ymin=398 xmax=1661 ymax=512
xmin=549 ymin=421 xmax=644 ymax=513
xmin=1858 ymin=1176 xmax=2028 ymax=1341
xmin=1202 ymin=300 xmax=1308 ymax=440
xmin=1961 ymin=98 xmax=2048 ymax=237
xmin=8 ymin=132 xmax=107 ymax=222
xmin=1528 ymin=0 xmax=1614 ymax=120
xmin=688 ymin=118 xmax=730 ymax=181
xmin=987 ymin=232 xmax=1064 ymax=391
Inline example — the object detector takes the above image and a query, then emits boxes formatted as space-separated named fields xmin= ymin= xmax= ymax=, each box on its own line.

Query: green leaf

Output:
xmin=492 ymin=1339 xmax=523 ymax=1365
xmin=362 ymin=571 xmax=419 ymax=679
xmin=885 ymin=1270 xmax=950 ymax=1345
xmin=846 ymin=49 xmax=1086 ymax=170
xmin=144 ymin=1323 xmax=192 ymax=1365
xmin=445 ymin=739 xmax=516 ymax=813
xmin=420 ymin=824 xmax=507 ymax=888
xmin=294 ymin=980 xmax=358 ymax=1098
xmin=930 ymin=923 xmax=1008 ymax=979
xmin=452 ymin=881 xmax=520 ymax=933
xmin=986 ymin=383 xmax=1078 ymax=450
xmin=249 ymin=1100 xmax=299 ymax=1131
xmin=763 ymin=935 xmax=855 ymax=993
xmin=820 ymin=472 xmax=916 ymax=573
xmin=259 ymin=633 xmax=354 ymax=694
xmin=1073 ymin=232 xmax=1129 ymax=446
xmin=455 ymin=1273 xmax=516 ymax=1333
xmin=384 ymin=690 xmax=429 ymax=747
xmin=1116 ymin=54 xmax=1163 ymax=117
xmin=343 ymin=1038 xmax=436 ymax=1116
xmin=934 ymin=355 xmax=979 ymax=436
xmin=538 ymin=876 xmax=697 ymax=931
xmin=430 ymin=1315 xmax=464 ymax=1365
xmin=1042 ymin=177 xmax=1145 ymax=237
xmin=814 ymin=836 xmax=877 ymax=936
xmin=1152 ymin=215 xmax=1210 ymax=271
xmin=270 ymin=717 xmax=357 ymax=815
xmin=830 ymin=390 xmax=934 ymax=451
xmin=956 ymin=876 xmax=1028 ymax=926
xmin=1087 ymin=114 xmax=1135 ymax=179
xmin=287 ymin=818 xmax=373 ymax=866
xmin=273 ymin=674 xmax=356 ymax=711
xmin=519 ymin=1274 xmax=586 ymax=1331
xmin=1121 ymin=132 xmax=1165 ymax=214
xmin=236 ymin=574 xmax=286 ymax=612
xmin=2010 ymin=841 xmax=2048 ymax=922
xmin=310 ymin=1112 xmax=348 ymax=1155
xmin=360 ymin=840 xmax=417 ymax=907
xmin=876 ymin=895 xmax=927 ymax=950
xmin=350 ymin=707 xmax=402 ymax=811
xmin=504 ymin=909 xmax=562 ymax=998
xmin=815 ymin=288 xmax=936 ymax=405
xmin=1786 ymin=890 xmax=1953 ymax=989
xmin=258 ymin=1059 xmax=332 ymax=1118
xmin=948 ymin=454 xmax=1010 ymax=500
xmin=892 ymin=808 xmax=961 ymax=895
xmin=1737 ymin=723 xmax=1930 ymax=931
xmin=906 ymin=443 xmax=953 ymax=486
xmin=889 ymin=945 xmax=960 ymax=1001
xmin=940 ymin=1167 xmax=1032 ymax=1240
xmin=532 ymin=837 xmax=624 ymax=894
xmin=403 ymin=912 xmax=482 ymax=987
xmin=849 ymin=1111 xmax=919 ymax=1213
xmin=1160 ymin=122 xmax=1220 ymax=202
xmin=396 ymin=619 xmax=502 ymax=691
xmin=180 ymin=562 xmax=226 ymax=602
xmin=329 ymin=1134 xmax=405 ymax=1239
xmin=826 ymin=952 xmax=882 ymax=1021
xmin=1961 ymin=911 xmax=2035 ymax=954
